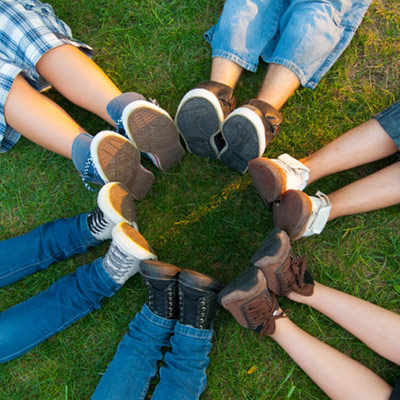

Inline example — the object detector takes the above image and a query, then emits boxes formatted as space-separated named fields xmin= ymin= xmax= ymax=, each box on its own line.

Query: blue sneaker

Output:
xmin=84 ymin=131 xmax=154 ymax=200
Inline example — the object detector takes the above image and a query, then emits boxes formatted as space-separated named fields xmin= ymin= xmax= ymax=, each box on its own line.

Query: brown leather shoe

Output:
xmin=251 ymin=228 xmax=314 ymax=297
xmin=273 ymin=190 xmax=331 ymax=240
xmin=248 ymin=154 xmax=309 ymax=205
xmin=218 ymin=265 xmax=284 ymax=336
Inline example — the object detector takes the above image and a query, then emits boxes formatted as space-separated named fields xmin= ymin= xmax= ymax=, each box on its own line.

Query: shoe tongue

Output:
xmin=197 ymin=81 xmax=233 ymax=101
xmin=106 ymin=92 xmax=146 ymax=124
xmin=303 ymin=270 xmax=314 ymax=285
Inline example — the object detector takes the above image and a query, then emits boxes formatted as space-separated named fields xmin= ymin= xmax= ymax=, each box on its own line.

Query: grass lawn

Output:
xmin=0 ymin=0 xmax=399 ymax=399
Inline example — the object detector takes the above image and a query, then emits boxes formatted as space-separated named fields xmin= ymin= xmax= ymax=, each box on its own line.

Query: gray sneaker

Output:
xmin=176 ymin=81 xmax=235 ymax=159
xmin=219 ymin=99 xmax=282 ymax=174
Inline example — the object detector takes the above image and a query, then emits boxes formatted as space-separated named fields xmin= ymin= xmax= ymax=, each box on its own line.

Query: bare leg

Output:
xmin=210 ymin=57 xmax=243 ymax=89
xmin=271 ymin=316 xmax=393 ymax=400
xmin=256 ymin=63 xmax=300 ymax=110
xmin=4 ymin=74 xmax=86 ymax=158
xmin=289 ymin=282 xmax=400 ymax=364
xmin=326 ymin=162 xmax=400 ymax=220
xmin=36 ymin=45 xmax=121 ymax=126
xmin=301 ymin=119 xmax=398 ymax=184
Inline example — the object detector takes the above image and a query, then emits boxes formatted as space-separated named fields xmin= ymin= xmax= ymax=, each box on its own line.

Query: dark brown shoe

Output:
xmin=251 ymin=228 xmax=314 ymax=297
xmin=218 ymin=265 xmax=283 ymax=336
xmin=175 ymin=81 xmax=235 ymax=159
xmin=273 ymin=190 xmax=331 ymax=240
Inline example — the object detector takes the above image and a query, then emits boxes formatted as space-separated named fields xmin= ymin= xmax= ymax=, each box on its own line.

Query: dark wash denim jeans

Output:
xmin=0 ymin=213 xmax=120 ymax=363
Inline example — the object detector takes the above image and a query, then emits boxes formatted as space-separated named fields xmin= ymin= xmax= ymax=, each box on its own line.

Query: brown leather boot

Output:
xmin=251 ymin=228 xmax=314 ymax=297
xmin=218 ymin=265 xmax=284 ymax=336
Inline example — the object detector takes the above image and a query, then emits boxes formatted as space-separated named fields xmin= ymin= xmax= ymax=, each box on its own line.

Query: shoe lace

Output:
xmin=285 ymin=253 xmax=307 ymax=290
xmin=80 ymin=156 xmax=99 ymax=192
xmin=148 ymin=98 xmax=160 ymax=107
xmin=220 ymin=96 xmax=235 ymax=113
xmin=115 ymin=118 xmax=124 ymax=135
xmin=244 ymin=290 xmax=280 ymax=337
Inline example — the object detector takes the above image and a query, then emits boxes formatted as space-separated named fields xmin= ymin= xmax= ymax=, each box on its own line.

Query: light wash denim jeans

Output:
xmin=92 ymin=304 xmax=213 ymax=400
xmin=205 ymin=0 xmax=371 ymax=88
xmin=0 ymin=213 xmax=120 ymax=363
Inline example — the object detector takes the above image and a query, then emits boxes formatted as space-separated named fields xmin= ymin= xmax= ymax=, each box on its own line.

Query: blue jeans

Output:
xmin=92 ymin=305 xmax=213 ymax=400
xmin=0 ymin=213 xmax=120 ymax=363
xmin=0 ymin=213 xmax=99 ymax=287
xmin=205 ymin=0 xmax=371 ymax=88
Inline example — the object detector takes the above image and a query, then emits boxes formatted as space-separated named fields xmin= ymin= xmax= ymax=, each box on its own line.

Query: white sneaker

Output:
xmin=249 ymin=154 xmax=310 ymax=205
xmin=273 ymin=190 xmax=331 ymax=240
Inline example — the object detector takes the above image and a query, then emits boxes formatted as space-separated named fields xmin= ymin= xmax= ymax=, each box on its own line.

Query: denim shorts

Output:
xmin=205 ymin=0 xmax=371 ymax=89
xmin=0 ymin=0 xmax=92 ymax=152
xmin=389 ymin=376 xmax=400 ymax=400
xmin=374 ymin=101 xmax=400 ymax=152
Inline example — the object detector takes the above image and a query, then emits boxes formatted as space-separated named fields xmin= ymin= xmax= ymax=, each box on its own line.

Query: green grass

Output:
xmin=0 ymin=0 xmax=399 ymax=399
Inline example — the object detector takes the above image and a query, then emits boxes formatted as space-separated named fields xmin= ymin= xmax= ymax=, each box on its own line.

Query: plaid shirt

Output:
xmin=0 ymin=0 xmax=92 ymax=153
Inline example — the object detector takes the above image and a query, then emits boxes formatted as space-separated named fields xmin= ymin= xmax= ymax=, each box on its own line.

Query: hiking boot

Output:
xmin=107 ymin=93 xmax=185 ymax=171
xmin=218 ymin=265 xmax=283 ymax=336
xmin=273 ymin=190 xmax=332 ymax=240
xmin=88 ymin=182 xmax=138 ymax=241
xmin=89 ymin=131 xmax=154 ymax=200
xmin=140 ymin=260 xmax=182 ymax=319
xmin=248 ymin=154 xmax=309 ymax=205
xmin=251 ymin=228 xmax=314 ymax=297
xmin=178 ymin=269 xmax=223 ymax=329
xmin=175 ymin=81 xmax=235 ymax=159
xmin=103 ymin=222 xmax=157 ymax=285
xmin=219 ymin=99 xmax=282 ymax=174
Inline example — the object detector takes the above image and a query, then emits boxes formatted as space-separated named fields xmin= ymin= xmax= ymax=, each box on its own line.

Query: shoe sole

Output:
xmin=250 ymin=228 xmax=291 ymax=296
xmin=122 ymin=101 xmax=185 ymax=171
xmin=179 ymin=269 xmax=222 ymax=293
xmin=98 ymin=182 xmax=138 ymax=231
xmin=140 ymin=259 xmax=181 ymax=280
xmin=219 ymin=107 xmax=266 ymax=174
xmin=175 ymin=89 xmax=223 ymax=159
xmin=91 ymin=131 xmax=155 ymax=201
xmin=273 ymin=190 xmax=312 ymax=240
xmin=218 ymin=265 xmax=268 ymax=329
xmin=248 ymin=158 xmax=286 ymax=205
xmin=112 ymin=222 xmax=157 ymax=260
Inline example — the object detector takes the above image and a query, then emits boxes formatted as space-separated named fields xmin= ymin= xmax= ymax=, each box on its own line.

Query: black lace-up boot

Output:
xmin=140 ymin=260 xmax=182 ymax=319
xmin=178 ymin=269 xmax=223 ymax=329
